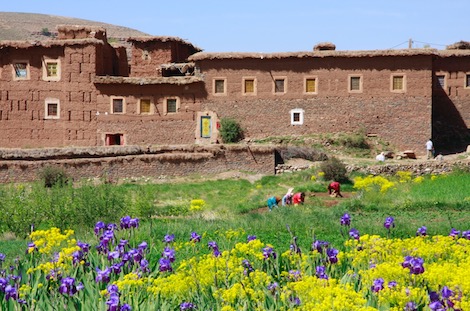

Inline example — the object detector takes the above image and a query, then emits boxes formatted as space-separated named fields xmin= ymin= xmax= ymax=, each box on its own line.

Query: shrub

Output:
xmin=219 ymin=118 xmax=243 ymax=143
xmin=38 ymin=166 xmax=70 ymax=188
xmin=320 ymin=157 xmax=348 ymax=182
xmin=277 ymin=146 xmax=328 ymax=162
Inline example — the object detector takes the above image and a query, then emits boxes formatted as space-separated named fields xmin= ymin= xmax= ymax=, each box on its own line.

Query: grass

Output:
xmin=0 ymin=169 xmax=469 ymax=264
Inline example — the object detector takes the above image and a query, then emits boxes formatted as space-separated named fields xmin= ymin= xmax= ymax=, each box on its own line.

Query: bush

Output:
xmin=320 ymin=157 xmax=348 ymax=183
xmin=38 ymin=166 xmax=70 ymax=188
xmin=219 ymin=118 xmax=243 ymax=143
xmin=277 ymin=146 xmax=328 ymax=162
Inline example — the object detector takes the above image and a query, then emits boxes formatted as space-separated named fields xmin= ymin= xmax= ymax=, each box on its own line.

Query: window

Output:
xmin=274 ymin=79 xmax=285 ymax=93
xmin=105 ymin=134 xmax=124 ymax=146
xmin=392 ymin=75 xmax=405 ymax=91
xmin=13 ymin=61 xmax=29 ymax=80
xmin=44 ymin=98 xmax=60 ymax=119
xmin=349 ymin=76 xmax=362 ymax=92
xmin=305 ymin=78 xmax=317 ymax=94
xmin=435 ymin=75 xmax=445 ymax=89
xmin=139 ymin=99 xmax=152 ymax=114
xmin=43 ymin=59 xmax=61 ymax=81
xmin=111 ymin=97 xmax=125 ymax=114
xmin=465 ymin=74 xmax=470 ymax=88
xmin=243 ymin=78 xmax=256 ymax=94
xmin=290 ymin=108 xmax=304 ymax=125
xmin=165 ymin=97 xmax=179 ymax=114
xmin=214 ymin=79 xmax=226 ymax=95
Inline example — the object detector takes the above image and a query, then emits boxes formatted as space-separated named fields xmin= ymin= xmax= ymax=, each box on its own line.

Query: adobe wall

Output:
xmin=0 ymin=44 xmax=99 ymax=148
xmin=199 ymin=55 xmax=433 ymax=153
xmin=0 ymin=145 xmax=275 ymax=183
xmin=432 ymin=56 xmax=470 ymax=152
xmin=129 ymin=41 xmax=174 ymax=77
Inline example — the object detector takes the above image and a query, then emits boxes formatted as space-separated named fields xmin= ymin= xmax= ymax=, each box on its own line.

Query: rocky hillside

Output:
xmin=0 ymin=12 xmax=149 ymax=41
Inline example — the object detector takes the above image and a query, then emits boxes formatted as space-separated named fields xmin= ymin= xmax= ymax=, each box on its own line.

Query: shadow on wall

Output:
xmin=432 ymin=90 xmax=470 ymax=155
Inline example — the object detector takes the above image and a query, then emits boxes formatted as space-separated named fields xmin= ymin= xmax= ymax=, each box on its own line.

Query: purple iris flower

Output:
xmin=429 ymin=300 xmax=445 ymax=311
xmin=207 ymin=241 xmax=221 ymax=257
xmin=289 ymin=296 xmax=301 ymax=306
xmin=180 ymin=302 xmax=196 ymax=310
xmin=262 ymin=246 xmax=277 ymax=260
xmin=416 ymin=226 xmax=427 ymax=237
xmin=4 ymin=284 xmax=18 ymax=301
xmin=163 ymin=234 xmax=175 ymax=244
xmin=441 ymin=286 xmax=453 ymax=299
xmin=349 ymin=228 xmax=360 ymax=240
xmin=107 ymin=284 xmax=119 ymax=294
xmin=311 ymin=240 xmax=329 ymax=253
xmin=289 ymin=270 xmax=301 ymax=281
xmin=106 ymin=292 xmax=120 ymax=311
xmin=404 ymin=301 xmax=418 ymax=311
xmin=158 ymin=257 xmax=172 ymax=272
xmin=190 ymin=232 xmax=201 ymax=243
xmin=371 ymin=278 xmax=384 ymax=292
xmin=315 ymin=266 xmax=328 ymax=279
xmin=326 ymin=248 xmax=339 ymax=264
xmin=107 ymin=251 xmax=120 ymax=261
xmin=388 ymin=280 xmax=397 ymax=288
xmin=110 ymin=262 xmax=123 ymax=275
xmin=267 ymin=282 xmax=278 ymax=293
xmin=449 ymin=228 xmax=460 ymax=238
xmin=77 ymin=241 xmax=90 ymax=253
xmin=94 ymin=221 xmax=106 ymax=235
xmin=96 ymin=267 xmax=111 ymax=283
xmin=247 ymin=235 xmax=257 ymax=242
xmin=0 ymin=253 xmax=6 ymax=263
xmin=120 ymin=216 xmax=131 ymax=229
xmin=117 ymin=240 xmax=129 ymax=253
xmin=384 ymin=217 xmax=395 ymax=230
xmin=162 ymin=247 xmax=176 ymax=262
xmin=139 ymin=259 xmax=150 ymax=273
xmin=462 ymin=230 xmax=470 ymax=240
xmin=403 ymin=256 xmax=425 ymax=275
xmin=242 ymin=259 xmax=254 ymax=275
xmin=340 ymin=213 xmax=351 ymax=226
xmin=120 ymin=304 xmax=132 ymax=311
xmin=59 ymin=276 xmax=83 ymax=296
xmin=0 ymin=277 xmax=9 ymax=291
xmin=129 ymin=218 xmax=139 ymax=229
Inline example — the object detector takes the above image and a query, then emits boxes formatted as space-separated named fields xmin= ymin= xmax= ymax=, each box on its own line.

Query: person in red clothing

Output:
xmin=292 ymin=192 xmax=305 ymax=205
xmin=328 ymin=181 xmax=343 ymax=197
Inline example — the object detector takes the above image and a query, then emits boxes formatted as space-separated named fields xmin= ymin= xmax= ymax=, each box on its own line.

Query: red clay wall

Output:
xmin=0 ymin=44 xmax=100 ymax=148
xmin=198 ymin=55 xmax=433 ymax=152
xmin=0 ymin=145 xmax=274 ymax=183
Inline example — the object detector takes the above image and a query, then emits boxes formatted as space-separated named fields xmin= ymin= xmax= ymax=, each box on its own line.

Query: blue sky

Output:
xmin=2 ymin=0 xmax=469 ymax=52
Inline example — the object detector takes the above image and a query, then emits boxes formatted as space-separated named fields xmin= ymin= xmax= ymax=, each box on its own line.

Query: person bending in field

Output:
xmin=267 ymin=196 xmax=281 ymax=211
xmin=292 ymin=192 xmax=305 ymax=205
xmin=282 ymin=188 xmax=294 ymax=206
xmin=328 ymin=181 xmax=343 ymax=198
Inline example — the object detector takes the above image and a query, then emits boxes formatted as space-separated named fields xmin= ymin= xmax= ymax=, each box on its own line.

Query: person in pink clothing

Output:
xmin=292 ymin=192 xmax=305 ymax=205
xmin=328 ymin=181 xmax=343 ymax=197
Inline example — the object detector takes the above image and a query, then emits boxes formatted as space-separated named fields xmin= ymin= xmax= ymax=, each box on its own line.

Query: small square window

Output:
xmin=13 ymin=62 xmax=29 ymax=79
xmin=112 ymin=98 xmax=124 ymax=114
xmin=44 ymin=98 xmax=60 ymax=119
xmin=43 ymin=59 xmax=61 ymax=81
xmin=244 ymin=79 xmax=255 ymax=93
xmin=274 ymin=79 xmax=285 ymax=93
xmin=46 ymin=62 xmax=58 ymax=77
xmin=290 ymin=108 xmax=304 ymax=125
xmin=465 ymin=74 xmax=470 ymax=88
xmin=140 ymin=99 xmax=151 ymax=114
xmin=305 ymin=78 xmax=317 ymax=93
xmin=392 ymin=76 xmax=404 ymax=91
xmin=436 ymin=75 xmax=445 ymax=88
xmin=214 ymin=79 xmax=225 ymax=94
xmin=350 ymin=76 xmax=361 ymax=91
xmin=167 ymin=99 xmax=177 ymax=113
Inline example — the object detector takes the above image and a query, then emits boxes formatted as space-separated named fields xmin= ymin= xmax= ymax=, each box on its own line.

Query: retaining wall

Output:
xmin=0 ymin=144 xmax=275 ymax=183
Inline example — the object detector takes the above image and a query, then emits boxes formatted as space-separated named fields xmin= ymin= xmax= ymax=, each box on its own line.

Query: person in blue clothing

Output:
xmin=267 ymin=196 xmax=281 ymax=211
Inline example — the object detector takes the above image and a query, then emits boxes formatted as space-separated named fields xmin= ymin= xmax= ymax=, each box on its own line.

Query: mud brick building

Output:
xmin=0 ymin=25 xmax=469 ymax=154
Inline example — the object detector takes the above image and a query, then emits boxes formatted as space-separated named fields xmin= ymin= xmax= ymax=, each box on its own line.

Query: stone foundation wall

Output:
xmin=0 ymin=145 xmax=275 ymax=183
